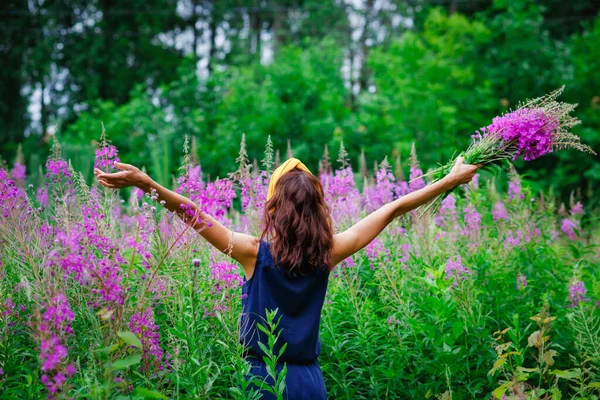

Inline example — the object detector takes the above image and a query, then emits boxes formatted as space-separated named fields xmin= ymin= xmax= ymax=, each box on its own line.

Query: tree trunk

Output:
xmin=41 ymin=79 xmax=47 ymax=136
xmin=272 ymin=3 xmax=284 ymax=55
xmin=207 ymin=1 xmax=217 ymax=73
xmin=344 ymin=3 xmax=356 ymax=110
xmin=192 ymin=0 xmax=199 ymax=58
xmin=358 ymin=0 xmax=375 ymax=94
xmin=249 ymin=0 xmax=261 ymax=60
xmin=449 ymin=0 xmax=458 ymax=15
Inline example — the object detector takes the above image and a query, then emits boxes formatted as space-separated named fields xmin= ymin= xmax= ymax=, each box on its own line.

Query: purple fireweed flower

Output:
xmin=395 ymin=181 xmax=410 ymax=197
xmin=326 ymin=167 xmax=358 ymax=200
xmin=94 ymin=144 xmax=120 ymax=171
xmin=504 ymin=230 xmax=522 ymax=249
xmin=132 ymin=187 xmax=145 ymax=200
xmin=39 ymin=293 xmax=75 ymax=336
xmin=325 ymin=167 xmax=360 ymax=223
xmin=493 ymin=202 xmax=509 ymax=222
xmin=568 ymin=281 xmax=590 ymax=307
xmin=561 ymin=218 xmax=578 ymax=239
xmin=392 ymin=226 xmax=407 ymax=236
xmin=130 ymin=307 xmax=164 ymax=370
xmin=340 ymin=256 xmax=355 ymax=268
xmin=508 ymin=177 xmax=524 ymax=202
xmin=0 ymin=168 xmax=28 ymax=218
xmin=471 ymin=173 xmax=479 ymax=189
xmin=399 ymin=243 xmax=411 ymax=268
xmin=369 ymin=167 xmax=396 ymax=210
xmin=65 ymin=364 xmax=76 ymax=377
xmin=199 ymin=179 xmax=236 ymax=224
xmin=1 ymin=298 xmax=16 ymax=317
xmin=40 ymin=336 xmax=68 ymax=371
xmin=240 ymin=171 xmax=268 ymax=213
xmin=81 ymin=205 xmax=125 ymax=306
xmin=440 ymin=194 xmax=457 ymax=217
xmin=463 ymin=205 xmax=481 ymax=234
xmin=319 ymin=172 xmax=332 ymax=190
xmin=444 ymin=255 xmax=470 ymax=281
xmin=49 ymin=205 xmax=125 ymax=309
xmin=365 ymin=238 xmax=390 ymax=269
xmin=176 ymin=165 xmax=205 ymax=199
xmin=479 ymin=108 xmax=558 ymax=161
xmin=409 ymin=166 xmax=425 ymax=191
xmin=522 ymin=225 xmax=541 ymax=243
xmin=211 ymin=261 xmax=243 ymax=292
xmin=36 ymin=187 xmax=49 ymax=208
xmin=435 ymin=194 xmax=458 ymax=229
xmin=571 ymin=202 xmax=584 ymax=216
xmin=37 ymin=293 xmax=75 ymax=395
xmin=11 ymin=162 xmax=26 ymax=185
xmin=45 ymin=159 xmax=72 ymax=183
xmin=1 ymin=297 xmax=24 ymax=328
xmin=516 ymin=274 xmax=528 ymax=290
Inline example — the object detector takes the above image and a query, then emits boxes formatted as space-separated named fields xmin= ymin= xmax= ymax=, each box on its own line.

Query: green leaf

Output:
xmin=257 ymin=324 xmax=270 ymax=335
xmin=451 ymin=320 xmax=463 ymax=339
xmin=552 ymin=369 xmax=580 ymax=380
xmin=134 ymin=387 xmax=168 ymax=399
xmin=493 ymin=382 xmax=511 ymax=399
xmin=279 ymin=343 xmax=288 ymax=356
xmin=527 ymin=330 xmax=541 ymax=347
xmin=94 ymin=343 xmax=120 ymax=355
xmin=257 ymin=342 xmax=270 ymax=356
xmin=111 ymin=354 xmax=142 ymax=370
xmin=488 ymin=358 xmax=506 ymax=376
xmin=117 ymin=331 xmax=143 ymax=349
xmin=542 ymin=349 xmax=557 ymax=366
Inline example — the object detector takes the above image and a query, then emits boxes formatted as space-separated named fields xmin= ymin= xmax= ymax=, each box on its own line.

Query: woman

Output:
xmin=94 ymin=156 xmax=479 ymax=399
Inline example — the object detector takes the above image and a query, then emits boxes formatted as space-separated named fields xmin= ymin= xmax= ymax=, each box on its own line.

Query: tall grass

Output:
xmin=0 ymin=137 xmax=598 ymax=399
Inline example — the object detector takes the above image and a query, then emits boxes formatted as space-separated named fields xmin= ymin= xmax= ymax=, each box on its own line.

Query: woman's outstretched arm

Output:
xmin=94 ymin=162 xmax=258 ymax=277
xmin=331 ymin=157 xmax=479 ymax=266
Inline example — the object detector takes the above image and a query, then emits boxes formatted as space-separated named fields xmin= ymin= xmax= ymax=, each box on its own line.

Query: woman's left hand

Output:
xmin=94 ymin=162 xmax=149 ymax=189
xmin=447 ymin=156 xmax=481 ymax=186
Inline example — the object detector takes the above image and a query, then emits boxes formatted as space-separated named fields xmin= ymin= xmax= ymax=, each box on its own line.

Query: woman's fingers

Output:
xmin=114 ymin=162 xmax=134 ymax=171
xmin=98 ymin=179 xmax=118 ymax=188
xmin=95 ymin=169 xmax=123 ymax=189
xmin=96 ymin=171 xmax=129 ymax=182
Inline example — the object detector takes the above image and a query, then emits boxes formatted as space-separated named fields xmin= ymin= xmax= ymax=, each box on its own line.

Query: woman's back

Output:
xmin=241 ymin=240 xmax=330 ymax=363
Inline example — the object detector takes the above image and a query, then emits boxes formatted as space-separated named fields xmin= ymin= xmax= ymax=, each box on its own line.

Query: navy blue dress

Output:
xmin=241 ymin=240 xmax=329 ymax=399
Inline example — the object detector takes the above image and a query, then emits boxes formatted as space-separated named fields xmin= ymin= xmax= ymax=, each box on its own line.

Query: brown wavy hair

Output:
xmin=261 ymin=168 xmax=334 ymax=273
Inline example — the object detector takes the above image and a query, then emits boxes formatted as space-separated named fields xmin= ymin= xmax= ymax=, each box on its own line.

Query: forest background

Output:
xmin=2 ymin=0 xmax=600 ymax=202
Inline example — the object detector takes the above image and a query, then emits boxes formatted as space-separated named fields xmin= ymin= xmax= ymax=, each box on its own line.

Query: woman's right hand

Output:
xmin=94 ymin=162 xmax=150 ymax=190
xmin=447 ymin=156 xmax=481 ymax=186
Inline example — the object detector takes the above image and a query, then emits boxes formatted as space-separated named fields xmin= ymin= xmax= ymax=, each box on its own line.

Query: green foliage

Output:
xmin=254 ymin=309 xmax=288 ymax=400
xmin=1 ymin=141 xmax=600 ymax=398
xmin=365 ymin=7 xmax=495 ymax=167
xmin=5 ymin=3 xmax=598 ymax=202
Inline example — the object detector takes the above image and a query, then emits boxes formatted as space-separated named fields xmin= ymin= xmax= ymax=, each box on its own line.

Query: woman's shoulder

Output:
xmin=257 ymin=240 xmax=272 ymax=261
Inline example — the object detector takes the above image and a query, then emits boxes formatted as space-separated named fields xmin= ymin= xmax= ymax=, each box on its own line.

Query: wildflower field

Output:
xmin=1 ymin=136 xmax=599 ymax=400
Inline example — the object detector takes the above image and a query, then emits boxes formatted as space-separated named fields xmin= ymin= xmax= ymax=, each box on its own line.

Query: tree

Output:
xmin=362 ymin=8 xmax=495 ymax=167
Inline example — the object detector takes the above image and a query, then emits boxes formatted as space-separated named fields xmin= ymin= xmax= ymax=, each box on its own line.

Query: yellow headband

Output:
xmin=267 ymin=158 xmax=311 ymax=201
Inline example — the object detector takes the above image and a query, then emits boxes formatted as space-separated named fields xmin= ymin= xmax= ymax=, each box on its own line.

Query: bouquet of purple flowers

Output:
xmin=420 ymin=87 xmax=596 ymax=215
